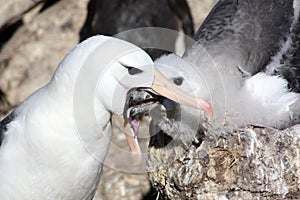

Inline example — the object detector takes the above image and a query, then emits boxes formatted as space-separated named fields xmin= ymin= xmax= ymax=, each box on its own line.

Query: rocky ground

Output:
xmin=0 ymin=0 xmax=217 ymax=199
xmin=147 ymin=125 xmax=300 ymax=199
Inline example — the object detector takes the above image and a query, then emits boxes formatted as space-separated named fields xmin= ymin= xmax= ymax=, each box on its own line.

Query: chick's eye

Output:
xmin=173 ymin=76 xmax=184 ymax=86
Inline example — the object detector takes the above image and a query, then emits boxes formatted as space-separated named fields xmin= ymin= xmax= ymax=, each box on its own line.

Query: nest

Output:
xmin=147 ymin=125 xmax=300 ymax=199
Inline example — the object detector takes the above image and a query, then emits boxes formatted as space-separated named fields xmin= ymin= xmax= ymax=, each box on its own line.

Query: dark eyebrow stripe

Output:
xmin=118 ymin=61 xmax=143 ymax=75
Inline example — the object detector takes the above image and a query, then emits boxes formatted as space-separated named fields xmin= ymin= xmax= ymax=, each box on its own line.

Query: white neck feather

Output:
xmin=0 ymin=36 xmax=113 ymax=199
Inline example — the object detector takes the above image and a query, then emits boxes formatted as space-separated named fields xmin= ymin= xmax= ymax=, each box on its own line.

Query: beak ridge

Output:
xmin=151 ymin=69 xmax=213 ymax=118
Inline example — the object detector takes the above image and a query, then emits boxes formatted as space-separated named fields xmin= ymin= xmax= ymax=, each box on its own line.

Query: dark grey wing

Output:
xmin=79 ymin=0 xmax=193 ymax=59
xmin=167 ymin=0 xmax=194 ymax=36
xmin=0 ymin=111 xmax=16 ymax=146
xmin=272 ymin=16 xmax=300 ymax=92
xmin=185 ymin=0 xmax=294 ymax=75
xmin=192 ymin=0 xmax=238 ymax=45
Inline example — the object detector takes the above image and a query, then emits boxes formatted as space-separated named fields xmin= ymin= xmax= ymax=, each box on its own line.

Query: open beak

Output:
xmin=118 ymin=69 xmax=213 ymax=165
xmin=151 ymin=69 xmax=213 ymax=118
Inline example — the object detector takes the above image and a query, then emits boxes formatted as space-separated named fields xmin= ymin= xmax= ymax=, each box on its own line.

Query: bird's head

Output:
xmin=94 ymin=37 xmax=212 ymax=117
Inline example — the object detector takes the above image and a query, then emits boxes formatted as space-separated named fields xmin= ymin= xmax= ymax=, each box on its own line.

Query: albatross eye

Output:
xmin=126 ymin=66 xmax=143 ymax=75
xmin=119 ymin=62 xmax=143 ymax=75
xmin=173 ymin=76 xmax=184 ymax=86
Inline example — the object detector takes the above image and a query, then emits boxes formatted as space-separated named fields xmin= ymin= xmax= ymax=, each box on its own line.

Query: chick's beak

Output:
xmin=151 ymin=69 xmax=213 ymax=118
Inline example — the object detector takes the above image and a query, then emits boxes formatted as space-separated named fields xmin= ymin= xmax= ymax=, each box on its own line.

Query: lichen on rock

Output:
xmin=147 ymin=125 xmax=300 ymax=199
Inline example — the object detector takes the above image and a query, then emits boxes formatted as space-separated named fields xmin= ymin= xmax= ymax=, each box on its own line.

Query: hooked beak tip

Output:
xmin=199 ymin=100 xmax=213 ymax=119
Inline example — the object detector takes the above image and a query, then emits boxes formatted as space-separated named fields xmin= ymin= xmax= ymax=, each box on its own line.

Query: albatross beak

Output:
xmin=151 ymin=69 xmax=213 ymax=118
xmin=116 ymin=69 xmax=213 ymax=165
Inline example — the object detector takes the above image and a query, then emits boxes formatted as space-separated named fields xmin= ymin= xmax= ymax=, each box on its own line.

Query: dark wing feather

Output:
xmin=0 ymin=111 xmax=16 ymax=146
xmin=274 ymin=16 xmax=300 ymax=92
xmin=167 ymin=0 xmax=194 ymax=36
xmin=193 ymin=0 xmax=238 ymax=45
xmin=186 ymin=0 xmax=294 ymax=75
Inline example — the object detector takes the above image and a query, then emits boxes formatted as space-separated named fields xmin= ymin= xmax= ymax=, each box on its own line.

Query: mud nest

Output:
xmin=147 ymin=125 xmax=300 ymax=199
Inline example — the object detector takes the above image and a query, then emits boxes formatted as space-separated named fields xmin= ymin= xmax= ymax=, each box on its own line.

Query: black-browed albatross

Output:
xmin=145 ymin=0 xmax=300 ymax=138
xmin=0 ymin=35 xmax=212 ymax=199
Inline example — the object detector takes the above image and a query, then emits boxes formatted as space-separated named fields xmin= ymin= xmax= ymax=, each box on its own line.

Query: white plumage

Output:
xmin=155 ymin=53 xmax=299 ymax=130
xmin=153 ymin=0 xmax=300 ymax=131
xmin=0 ymin=36 xmax=112 ymax=199
xmin=0 ymin=35 xmax=210 ymax=199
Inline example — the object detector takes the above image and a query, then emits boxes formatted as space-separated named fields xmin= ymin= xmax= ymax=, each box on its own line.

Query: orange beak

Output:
xmin=151 ymin=69 xmax=213 ymax=118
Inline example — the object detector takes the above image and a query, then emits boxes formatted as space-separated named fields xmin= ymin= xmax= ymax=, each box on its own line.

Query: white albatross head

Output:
xmin=92 ymin=36 xmax=212 ymax=117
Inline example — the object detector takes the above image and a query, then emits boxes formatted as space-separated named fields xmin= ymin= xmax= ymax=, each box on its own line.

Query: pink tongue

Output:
xmin=130 ymin=119 xmax=140 ymax=137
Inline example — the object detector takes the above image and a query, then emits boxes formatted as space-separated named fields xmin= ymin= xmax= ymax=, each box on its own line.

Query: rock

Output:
xmin=147 ymin=125 xmax=300 ymax=199
xmin=97 ymin=167 xmax=151 ymax=200
xmin=187 ymin=0 xmax=219 ymax=30
xmin=0 ymin=0 xmax=42 ymax=31
xmin=0 ymin=0 xmax=87 ymax=110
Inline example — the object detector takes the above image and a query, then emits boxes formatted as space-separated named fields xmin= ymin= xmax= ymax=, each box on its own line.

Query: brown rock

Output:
xmin=187 ymin=0 xmax=219 ymax=30
xmin=0 ymin=0 xmax=43 ymax=31
xmin=0 ymin=0 xmax=87 ymax=110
